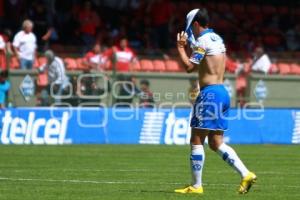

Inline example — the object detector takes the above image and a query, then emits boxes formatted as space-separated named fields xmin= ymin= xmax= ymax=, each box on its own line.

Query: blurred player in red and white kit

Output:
xmin=105 ymin=38 xmax=137 ymax=72
xmin=83 ymin=43 xmax=109 ymax=71
xmin=0 ymin=30 xmax=13 ymax=70
xmin=0 ymin=33 xmax=6 ymax=69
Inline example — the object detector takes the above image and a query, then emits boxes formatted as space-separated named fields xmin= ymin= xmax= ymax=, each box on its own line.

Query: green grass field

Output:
xmin=0 ymin=145 xmax=299 ymax=200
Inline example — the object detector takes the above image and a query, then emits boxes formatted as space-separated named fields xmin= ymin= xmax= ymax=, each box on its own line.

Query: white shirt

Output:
xmin=251 ymin=54 xmax=271 ymax=74
xmin=189 ymin=29 xmax=226 ymax=65
xmin=13 ymin=30 xmax=37 ymax=60
xmin=40 ymin=57 xmax=69 ymax=87
xmin=116 ymin=51 xmax=134 ymax=63
xmin=89 ymin=54 xmax=107 ymax=65
xmin=0 ymin=35 xmax=5 ymax=50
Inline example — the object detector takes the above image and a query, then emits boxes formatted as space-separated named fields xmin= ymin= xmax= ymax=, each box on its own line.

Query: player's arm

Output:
xmin=12 ymin=35 xmax=21 ymax=59
xmin=177 ymin=32 xmax=195 ymax=73
xmin=177 ymin=31 xmax=206 ymax=73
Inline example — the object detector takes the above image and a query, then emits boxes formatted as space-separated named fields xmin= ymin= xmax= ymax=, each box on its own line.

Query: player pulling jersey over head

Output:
xmin=175 ymin=8 xmax=257 ymax=195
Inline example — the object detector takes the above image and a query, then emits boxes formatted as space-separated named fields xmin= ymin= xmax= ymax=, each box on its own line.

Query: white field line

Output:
xmin=0 ymin=177 xmax=300 ymax=189
xmin=0 ymin=177 xmax=145 ymax=185
xmin=4 ymin=169 xmax=300 ymax=176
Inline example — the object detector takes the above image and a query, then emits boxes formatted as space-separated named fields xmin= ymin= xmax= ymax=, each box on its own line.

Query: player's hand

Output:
xmin=177 ymin=31 xmax=187 ymax=49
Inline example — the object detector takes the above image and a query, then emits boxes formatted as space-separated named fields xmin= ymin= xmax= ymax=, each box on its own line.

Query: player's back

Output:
xmin=191 ymin=29 xmax=226 ymax=86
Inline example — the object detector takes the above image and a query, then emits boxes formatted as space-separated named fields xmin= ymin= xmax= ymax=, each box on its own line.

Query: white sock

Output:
xmin=190 ymin=145 xmax=205 ymax=188
xmin=217 ymin=143 xmax=249 ymax=178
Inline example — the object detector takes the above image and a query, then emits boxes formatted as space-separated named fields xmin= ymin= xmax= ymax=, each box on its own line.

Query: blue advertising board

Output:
xmin=0 ymin=108 xmax=299 ymax=145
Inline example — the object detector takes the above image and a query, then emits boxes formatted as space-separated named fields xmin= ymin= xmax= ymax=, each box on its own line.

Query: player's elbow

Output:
xmin=185 ymin=63 xmax=196 ymax=73
xmin=186 ymin=68 xmax=194 ymax=73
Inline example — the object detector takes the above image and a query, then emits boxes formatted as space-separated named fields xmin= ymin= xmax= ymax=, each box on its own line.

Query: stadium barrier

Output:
xmin=9 ymin=70 xmax=237 ymax=107
xmin=0 ymin=107 xmax=299 ymax=145
xmin=8 ymin=70 xmax=300 ymax=108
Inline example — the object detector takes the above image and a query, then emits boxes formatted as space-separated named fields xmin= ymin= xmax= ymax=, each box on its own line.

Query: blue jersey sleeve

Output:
xmin=189 ymin=46 xmax=206 ymax=65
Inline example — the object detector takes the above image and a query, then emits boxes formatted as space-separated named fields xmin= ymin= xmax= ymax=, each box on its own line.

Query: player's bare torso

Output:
xmin=197 ymin=53 xmax=226 ymax=87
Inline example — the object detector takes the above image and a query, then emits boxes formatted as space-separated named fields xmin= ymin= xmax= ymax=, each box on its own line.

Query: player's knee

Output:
xmin=208 ymin=140 xmax=219 ymax=151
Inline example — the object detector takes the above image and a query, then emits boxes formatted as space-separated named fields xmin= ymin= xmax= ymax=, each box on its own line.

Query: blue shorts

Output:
xmin=190 ymin=84 xmax=230 ymax=131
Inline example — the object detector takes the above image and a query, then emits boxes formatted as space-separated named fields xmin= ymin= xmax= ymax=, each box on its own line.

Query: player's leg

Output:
xmin=208 ymin=131 xmax=249 ymax=176
xmin=208 ymin=131 xmax=257 ymax=194
xmin=190 ymin=128 xmax=208 ymax=188
xmin=175 ymin=128 xmax=208 ymax=194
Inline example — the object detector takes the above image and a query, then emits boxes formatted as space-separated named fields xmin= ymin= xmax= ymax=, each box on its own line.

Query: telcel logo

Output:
xmin=164 ymin=112 xmax=191 ymax=145
xmin=1 ymin=111 xmax=70 ymax=144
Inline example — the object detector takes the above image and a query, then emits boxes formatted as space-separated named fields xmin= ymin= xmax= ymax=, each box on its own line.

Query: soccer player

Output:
xmin=175 ymin=8 xmax=257 ymax=194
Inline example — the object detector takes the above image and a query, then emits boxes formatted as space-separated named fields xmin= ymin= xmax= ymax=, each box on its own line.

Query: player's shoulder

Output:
xmin=56 ymin=56 xmax=64 ymax=63
xmin=29 ymin=32 xmax=37 ymax=40
xmin=197 ymin=30 xmax=223 ymax=43
xmin=14 ymin=31 xmax=24 ymax=38
xmin=195 ymin=29 xmax=226 ymax=54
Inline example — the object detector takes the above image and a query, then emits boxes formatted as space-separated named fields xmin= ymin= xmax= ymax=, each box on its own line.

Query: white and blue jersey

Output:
xmin=189 ymin=29 xmax=229 ymax=131
xmin=189 ymin=28 xmax=226 ymax=64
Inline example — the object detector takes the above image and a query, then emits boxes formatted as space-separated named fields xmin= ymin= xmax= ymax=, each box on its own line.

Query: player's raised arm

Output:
xmin=177 ymin=31 xmax=197 ymax=73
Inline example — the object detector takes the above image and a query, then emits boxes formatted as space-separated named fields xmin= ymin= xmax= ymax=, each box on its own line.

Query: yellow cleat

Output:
xmin=238 ymin=172 xmax=257 ymax=194
xmin=174 ymin=186 xmax=204 ymax=194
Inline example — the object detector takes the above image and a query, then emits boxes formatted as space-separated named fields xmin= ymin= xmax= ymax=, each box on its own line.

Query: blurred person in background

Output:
xmin=147 ymin=0 xmax=173 ymax=50
xmin=0 ymin=30 xmax=9 ymax=70
xmin=106 ymin=38 xmax=137 ymax=72
xmin=3 ymin=0 xmax=26 ymax=33
xmin=139 ymin=79 xmax=154 ymax=108
xmin=285 ymin=24 xmax=300 ymax=51
xmin=0 ymin=33 xmax=5 ymax=69
xmin=251 ymin=46 xmax=271 ymax=74
xmin=83 ymin=43 xmax=108 ymax=71
xmin=0 ymin=29 xmax=13 ymax=69
xmin=0 ymin=70 xmax=10 ymax=108
xmin=115 ymin=74 xmax=139 ymax=107
xmin=13 ymin=19 xmax=37 ymax=70
xmin=56 ymin=2 xmax=82 ymax=46
xmin=28 ymin=0 xmax=55 ymax=52
xmin=78 ymin=72 xmax=109 ymax=106
xmin=79 ymin=0 xmax=100 ymax=54
xmin=38 ymin=50 xmax=69 ymax=104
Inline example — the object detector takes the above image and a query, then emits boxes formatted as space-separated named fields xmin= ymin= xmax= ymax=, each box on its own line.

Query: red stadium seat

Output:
xmin=76 ymin=58 xmax=87 ymax=70
xmin=9 ymin=56 xmax=19 ymax=69
xmin=64 ymin=58 xmax=77 ymax=70
xmin=37 ymin=72 xmax=48 ymax=87
xmin=269 ymin=63 xmax=278 ymax=74
xmin=152 ymin=59 xmax=166 ymax=72
xmin=33 ymin=59 xmax=40 ymax=68
xmin=140 ymin=59 xmax=154 ymax=71
xmin=131 ymin=61 xmax=141 ymax=71
xmin=290 ymin=63 xmax=300 ymax=75
xmin=277 ymin=63 xmax=291 ymax=75
xmin=165 ymin=60 xmax=182 ymax=72
xmin=38 ymin=57 xmax=47 ymax=66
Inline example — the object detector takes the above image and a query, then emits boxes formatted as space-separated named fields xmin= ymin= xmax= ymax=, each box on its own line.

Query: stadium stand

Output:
xmin=0 ymin=1 xmax=298 ymax=74
xmin=140 ymin=59 xmax=155 ymax=72
xmin=153 ymin=59 xmax=166 ymax=72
